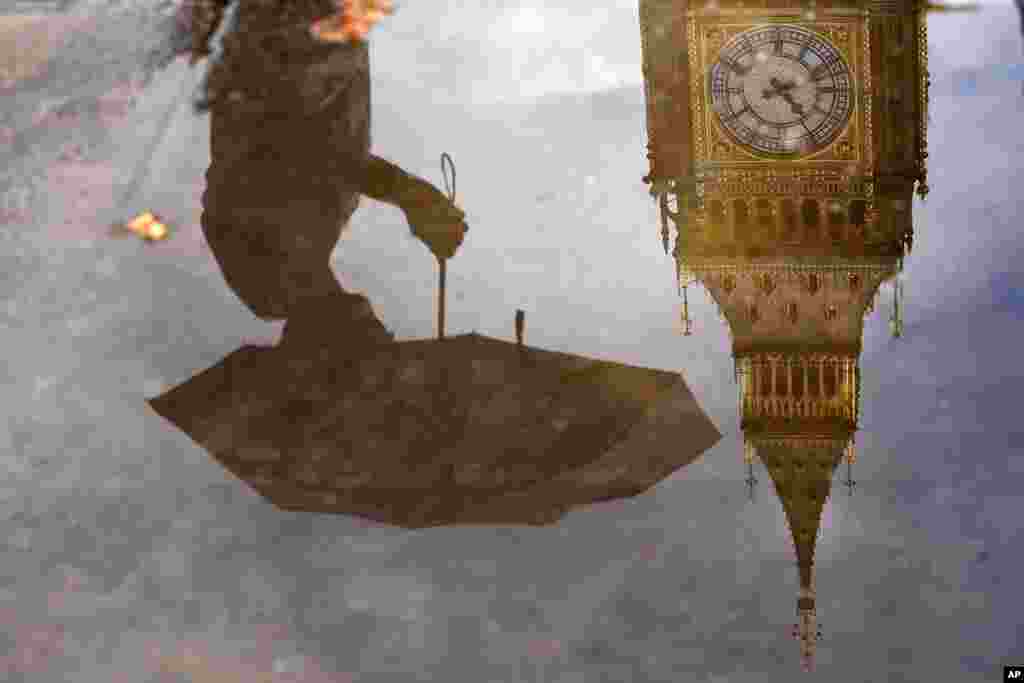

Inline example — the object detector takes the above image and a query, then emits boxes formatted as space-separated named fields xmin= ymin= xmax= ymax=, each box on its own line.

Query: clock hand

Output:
xmin=763 ymin=77 xmax=798 ymax=100
xmin=763 ymin=78 xmax=786 ymax=99
xmin=780 ymin=90 xmax=804 ymax=116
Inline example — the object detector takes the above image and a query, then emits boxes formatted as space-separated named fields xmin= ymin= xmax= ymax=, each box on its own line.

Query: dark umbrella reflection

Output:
xmin=148 ymin=302 xmax=721 ymax=528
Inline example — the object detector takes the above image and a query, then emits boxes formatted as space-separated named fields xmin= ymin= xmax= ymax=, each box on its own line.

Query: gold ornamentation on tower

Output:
xmin=639 ymin=0 xmax=934 ymax=671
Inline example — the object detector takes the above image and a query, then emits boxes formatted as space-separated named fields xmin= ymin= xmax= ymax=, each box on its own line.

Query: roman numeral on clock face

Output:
xmin=723 ymin=58 xmax=751 ymax=76
xmin=810 ymin=64 xmax=831 ymax=81
xmin=711 ymin=80 xmax=743 ymax=98
xmin=724 ymin=105 xmax=752 ymax=120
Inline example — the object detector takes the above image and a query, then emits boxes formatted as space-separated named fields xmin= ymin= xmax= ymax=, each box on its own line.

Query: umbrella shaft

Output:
xmin=438 ymin=259 xmax=447 ymax=340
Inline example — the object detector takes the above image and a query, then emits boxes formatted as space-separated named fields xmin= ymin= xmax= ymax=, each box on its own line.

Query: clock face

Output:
xmin=709 ymin=25 xmax=854 ymax=157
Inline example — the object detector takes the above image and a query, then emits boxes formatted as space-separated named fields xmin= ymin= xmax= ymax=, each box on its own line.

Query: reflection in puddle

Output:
xmin=641 ymin=0 xmax=957 ymax=671
xmin=5 ymin=0 xmax=1017 ymax=679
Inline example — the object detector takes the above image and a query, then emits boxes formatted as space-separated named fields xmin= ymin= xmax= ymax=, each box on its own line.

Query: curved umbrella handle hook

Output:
xmin=441 ymin=152 xmax=456 ymax=203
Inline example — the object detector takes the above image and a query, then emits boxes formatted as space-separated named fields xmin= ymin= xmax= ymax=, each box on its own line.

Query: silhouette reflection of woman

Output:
xmin=188 ymin=0 xmax=468 ymax=352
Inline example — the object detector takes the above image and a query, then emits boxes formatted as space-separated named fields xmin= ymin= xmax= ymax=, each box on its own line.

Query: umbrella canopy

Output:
xmin=148 ymin=328 xmax=721 ymax=528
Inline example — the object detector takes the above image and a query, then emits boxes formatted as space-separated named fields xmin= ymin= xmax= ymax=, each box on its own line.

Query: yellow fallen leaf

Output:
xmin=145 ymin=220 xmax=168 ymax=241
xmin=127 ymin=211 xmax=156 ymax=235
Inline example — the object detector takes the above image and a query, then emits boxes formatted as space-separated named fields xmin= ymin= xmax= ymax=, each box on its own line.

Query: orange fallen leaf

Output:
xmin=310 ymin=0 xmax=394 ymax=43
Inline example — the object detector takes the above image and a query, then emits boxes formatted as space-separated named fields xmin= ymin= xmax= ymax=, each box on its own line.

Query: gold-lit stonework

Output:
xmin=640 ymin=0 xmax=933 ymax=672
xmin=689 ymin=13 xmax=871 ymax=170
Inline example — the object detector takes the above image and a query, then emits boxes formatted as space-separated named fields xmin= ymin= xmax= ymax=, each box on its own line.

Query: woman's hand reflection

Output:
xmin=399 ymin=177 xmax=469 ymax=261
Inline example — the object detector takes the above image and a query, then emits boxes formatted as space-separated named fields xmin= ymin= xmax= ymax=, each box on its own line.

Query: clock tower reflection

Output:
xmin=640 ymin=0 xmax=933 ymax=672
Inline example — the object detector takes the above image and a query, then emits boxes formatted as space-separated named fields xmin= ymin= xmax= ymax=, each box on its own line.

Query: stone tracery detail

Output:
xmin=641 ymin=4 xmax=926 ymax=669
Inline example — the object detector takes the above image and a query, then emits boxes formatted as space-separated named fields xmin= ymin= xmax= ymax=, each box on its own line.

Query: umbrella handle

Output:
xmin=436 ymin=152 xmax=455 ymax=340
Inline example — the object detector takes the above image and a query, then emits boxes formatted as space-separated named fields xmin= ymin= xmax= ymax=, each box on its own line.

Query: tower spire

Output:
xmin=759 ymin=442 xmax=843 ymax=673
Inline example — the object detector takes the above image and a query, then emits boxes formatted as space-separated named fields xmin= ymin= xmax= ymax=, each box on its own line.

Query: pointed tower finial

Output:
xmin=681 ymin=284 xmax=693 ymax=336
xmin=793 ymin=576 xmax=821 ymax=672
xmin=916 ymin=180 xmax=929 ymax=201
xmin=842 ymin=438 xmax=857 ymax=496
xmin=793 ymin=595 xmax=822 ymax=673
xmin=659 ymin=187 xmax=675 ymax=255
xmin=743 ymin=438 xmax=755 ymax=465
xmin=745 ymin=459 xmax=758 ymax=502
xmin=890 ymin=278 xmax=904 ymax=339
xmin=661 ymin=195 xmax=671 ymax=255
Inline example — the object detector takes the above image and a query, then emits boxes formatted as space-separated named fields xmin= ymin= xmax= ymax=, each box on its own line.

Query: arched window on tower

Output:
xmin=801 ymin=199 xmax=819 ymax=241
xmin=785 ymin=302 xmax=799 ymax=324
xmin=760 ymin=361 xmax=772 ymax=396
xmin=722 ymin=274 xmax=737 ymax=294
xmin=828 ymin=202 xmax=846 ymax=241
xmin=824 ymin=362 xmax=838 ymax=398
xmin=806 ymin=273 xmax=821 ymax=295
xmin=756 ymin=198 xmax=774 ymax=239
xmin=734 ymin=199 xmax=749 ymax=236
xmin=849 ymin=200 xmax=867 ymax=227
xmin=807 ymin=364 xmax=820 ymax=398
xmin=791 ymin=364 xmax=805 ymax=398
xmin=759 ymin=273 xmax=776 ymax=296
xmin=891 ymin=198 xmax=908 ymax=224
xmin=825 ymin=304 xmax=838 ymax=321
xmin=710 ymin=200 xmax=725 ymax=238
xmin=748 ymin=303 xmax=760 ymax=324
xmin=848 ymin=273 xmax=862 ymax=291
xmin=889 ymin=85 xmax=903 ymax=107
xmin=781 ymin=199 xmax=798 ymax=242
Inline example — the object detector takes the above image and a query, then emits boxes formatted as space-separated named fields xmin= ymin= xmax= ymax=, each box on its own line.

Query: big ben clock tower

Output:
xmin=641 ymin=0 xmax=930 ymax=252
xmin=640 ymin=0 xmax=934 ymax=672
